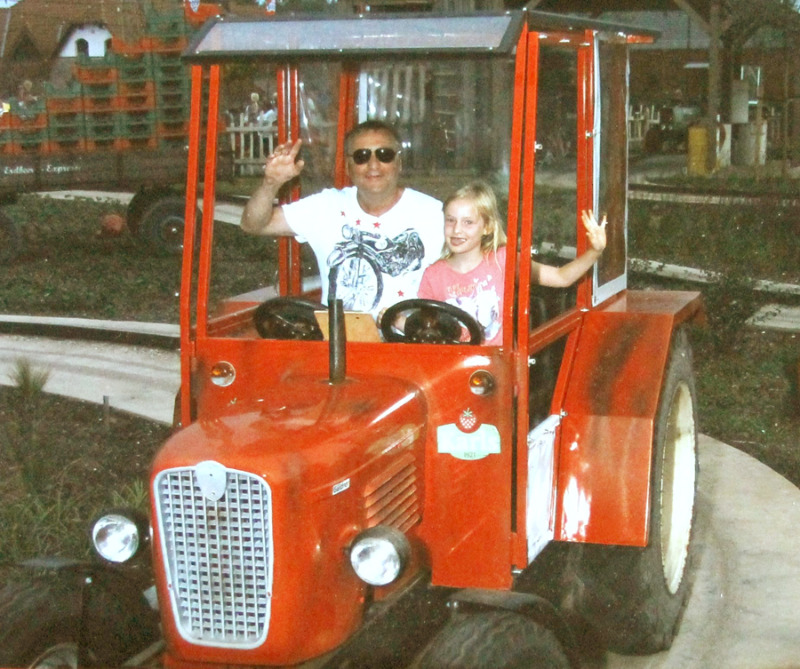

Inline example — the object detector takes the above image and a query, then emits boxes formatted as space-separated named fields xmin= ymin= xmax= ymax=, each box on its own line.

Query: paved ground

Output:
xmin=0 ymin=332 xmax=178 ymax=424
xmin=2 ymin=331 xmax=800 ymax=667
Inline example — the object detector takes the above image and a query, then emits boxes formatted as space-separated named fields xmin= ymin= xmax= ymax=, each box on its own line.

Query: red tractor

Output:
xmin=0 ymin=10 xmax=703 ymax=667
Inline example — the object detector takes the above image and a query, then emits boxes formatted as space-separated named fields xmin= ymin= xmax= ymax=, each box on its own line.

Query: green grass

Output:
xmin=627 ymin=194 xmax=800 ymax=486
xmin=629 ymin=199 xmax=800 ymax=283
xmin=1 ymin=193 xmax=279 ymax=323
xmin=0 ymin=380 xmax=169 ymax=569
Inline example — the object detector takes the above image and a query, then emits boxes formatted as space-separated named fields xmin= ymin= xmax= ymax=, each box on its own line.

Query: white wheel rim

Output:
xmin=660 ymin=380 xmax=696 ymax=595
xmin=29 ymin=642 xmax=78 ymax=669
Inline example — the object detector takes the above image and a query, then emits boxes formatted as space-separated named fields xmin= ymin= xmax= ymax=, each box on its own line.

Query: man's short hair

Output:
xmin=344 ymin=120 xmax=402 ymax=154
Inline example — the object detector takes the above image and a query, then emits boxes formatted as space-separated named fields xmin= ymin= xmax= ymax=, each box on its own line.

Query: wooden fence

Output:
xmin=225 ymin=113 xmax=277 ymax=176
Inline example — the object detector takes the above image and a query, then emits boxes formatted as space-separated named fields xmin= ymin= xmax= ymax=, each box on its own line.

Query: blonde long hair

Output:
xmin=441 ymin=180 xmax=507 ymax=259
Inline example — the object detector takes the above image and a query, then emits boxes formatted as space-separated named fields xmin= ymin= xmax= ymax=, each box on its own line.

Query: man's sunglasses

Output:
xmin=349 ymin=147 xmax=399 ymax=165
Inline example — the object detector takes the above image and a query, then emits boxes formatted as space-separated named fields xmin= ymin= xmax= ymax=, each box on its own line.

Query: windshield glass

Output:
xmin=206 ymin=57 xmax=515 ymax=342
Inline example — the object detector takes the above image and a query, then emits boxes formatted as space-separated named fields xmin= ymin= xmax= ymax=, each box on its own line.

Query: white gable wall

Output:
xmin=58 ymin=25 xmax=112 ymax=58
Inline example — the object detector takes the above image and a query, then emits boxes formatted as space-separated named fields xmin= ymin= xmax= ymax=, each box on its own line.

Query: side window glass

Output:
xmin=593 ymin=38 xmax=628 ymax=304
xmin=531 ymin=44 xmax=578 ymax=327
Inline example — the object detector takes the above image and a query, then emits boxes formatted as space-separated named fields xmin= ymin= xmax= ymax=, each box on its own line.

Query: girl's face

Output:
xmin=444 ymin=198 xmax=488 ymax=259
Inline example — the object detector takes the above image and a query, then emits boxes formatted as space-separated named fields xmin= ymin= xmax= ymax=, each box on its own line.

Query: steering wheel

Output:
xmin=253 ymin=297 xmax=325 ymax=340
xmin=379 ymin=299 xmax=484 ymax=345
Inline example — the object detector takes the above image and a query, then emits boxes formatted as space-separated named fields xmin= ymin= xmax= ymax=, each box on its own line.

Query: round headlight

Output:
xmin=349 ymin=527 xmax=410 ymax=587
xmin=92 ymin=513 xmax=141 ymax=564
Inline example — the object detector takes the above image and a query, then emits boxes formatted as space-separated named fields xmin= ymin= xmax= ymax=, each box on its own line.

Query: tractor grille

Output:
xmin=154 ymin=466 xmax=273 ymax=648
xmin=363 ymin=452 xmax=420 ymax=532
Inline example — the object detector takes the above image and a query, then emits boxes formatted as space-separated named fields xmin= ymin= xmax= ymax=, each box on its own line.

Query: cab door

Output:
xmin=515 ymin=26 xmax=634 ymax=566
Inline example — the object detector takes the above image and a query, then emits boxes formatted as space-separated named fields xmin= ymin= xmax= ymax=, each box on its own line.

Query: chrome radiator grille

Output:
xmin=154 ymin=465 xmax=273 ymax=648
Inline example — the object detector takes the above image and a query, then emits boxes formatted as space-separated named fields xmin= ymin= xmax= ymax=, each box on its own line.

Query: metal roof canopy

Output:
xmin=182 ymin=9 xmax=658 ymax=62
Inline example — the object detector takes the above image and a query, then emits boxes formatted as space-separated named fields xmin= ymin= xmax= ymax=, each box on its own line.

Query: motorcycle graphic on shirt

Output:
xmin=327 ymin=225 xmax=425 ymax=311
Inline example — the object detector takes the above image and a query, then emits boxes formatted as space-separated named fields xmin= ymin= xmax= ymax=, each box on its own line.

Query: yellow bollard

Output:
xmin=687 ymin=125 xmax=708 ymax=176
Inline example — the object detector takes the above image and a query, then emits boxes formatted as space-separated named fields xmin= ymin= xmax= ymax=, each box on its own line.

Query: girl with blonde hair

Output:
xmin=417 ymin=180 xmax=607 ymax=344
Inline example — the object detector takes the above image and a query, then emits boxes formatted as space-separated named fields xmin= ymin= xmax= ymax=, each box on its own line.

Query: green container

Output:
xmin=47 ymin=114 xmax=85 ymax=142
xmin=145 ymin=8 xmax=190 ymax=38
xmin=84 ymin=112 xmax=118 ymax=139
xmin=117 ymin=110 xmax=156 ymax=139
xmin=48 ymin=111 xmax=84 ymax=129
xmin=14 ymin=127 xmax=47 ymax=150
xmin=43 ymin=81 xmax=83 ymax=98
xmin=116 ymin=53 xmax=154 ymax=82
xmin=81 ymin=82 xmax=118 ymax=103
xmin=75 ymin=52 xmax=117 ymax=68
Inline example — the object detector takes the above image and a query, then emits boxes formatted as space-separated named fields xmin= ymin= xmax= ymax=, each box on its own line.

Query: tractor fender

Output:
xmin=554 ymin=291 xmax=702 ymax=547
xmin=447 ymin=588 xmax=580 ymax=667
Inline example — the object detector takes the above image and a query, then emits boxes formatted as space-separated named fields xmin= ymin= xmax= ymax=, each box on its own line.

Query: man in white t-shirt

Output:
xmin=241 ymin=120 xmax=443 ymax=314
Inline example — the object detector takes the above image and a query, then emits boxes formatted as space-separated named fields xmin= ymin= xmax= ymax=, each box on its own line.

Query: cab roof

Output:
xmin=183 ymin=9 xmax=658 ymax=62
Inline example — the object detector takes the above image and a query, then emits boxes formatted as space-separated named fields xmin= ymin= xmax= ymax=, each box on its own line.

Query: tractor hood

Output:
xmin=150 ymin=373 xmax=428 ymax=665
xmin=154 ymin=373 xmax=426 ymax=479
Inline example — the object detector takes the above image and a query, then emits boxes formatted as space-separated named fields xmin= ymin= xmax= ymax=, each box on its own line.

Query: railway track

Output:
xmin=629 ymin=181 xmax=800 ymax=207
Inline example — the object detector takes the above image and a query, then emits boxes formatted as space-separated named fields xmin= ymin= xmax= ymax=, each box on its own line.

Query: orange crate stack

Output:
xmin=114 ymin=137 xmax=159 ymax=151
xmin=44 ymin=138 xmax=87 ymax=154
xmin=110 ymin=36 xmax=158 ymax=56
xmin=72 ymin=64 xmax=118 ymax=85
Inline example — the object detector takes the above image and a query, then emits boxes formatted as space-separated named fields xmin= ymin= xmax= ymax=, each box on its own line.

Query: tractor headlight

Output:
xmin=349 ymin=526 xmax=410 ymax=586
xmin=91 ymin=510 xmax=148 ymax=564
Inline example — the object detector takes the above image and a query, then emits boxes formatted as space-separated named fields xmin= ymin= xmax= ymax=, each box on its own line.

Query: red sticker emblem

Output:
xmin=458 ymin=408 xmax=479 ymax=433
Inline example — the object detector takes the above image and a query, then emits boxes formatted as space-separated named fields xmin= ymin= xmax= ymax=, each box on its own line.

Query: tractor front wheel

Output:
xmin=417 ymin=611 xmax=571 ymax=668
xmin=0 ymin=574 xmax=159 ymax=668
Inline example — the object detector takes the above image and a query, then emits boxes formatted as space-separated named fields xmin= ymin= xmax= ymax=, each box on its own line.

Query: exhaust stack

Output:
xmin=329 ymin=298 xmax=346 ymax=384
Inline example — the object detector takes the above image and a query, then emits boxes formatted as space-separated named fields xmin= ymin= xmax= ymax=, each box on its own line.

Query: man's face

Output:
xmin=345 ymin=129 xmax=402 ymax=198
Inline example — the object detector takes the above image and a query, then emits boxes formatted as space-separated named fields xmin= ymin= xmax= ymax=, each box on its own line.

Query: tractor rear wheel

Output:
xmin=561 ymin=328 xmax=698 ymax=654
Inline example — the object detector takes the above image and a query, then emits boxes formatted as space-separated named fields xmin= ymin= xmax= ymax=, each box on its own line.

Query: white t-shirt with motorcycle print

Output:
xmin=282 ymin=186 xmax=444 ymax=315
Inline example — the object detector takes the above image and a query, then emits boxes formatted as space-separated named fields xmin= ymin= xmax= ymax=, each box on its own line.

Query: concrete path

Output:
xmin=2 ymin=333 xmax=800 ymax=667
xmin=0 ymin=333 xmax=178 ymax=424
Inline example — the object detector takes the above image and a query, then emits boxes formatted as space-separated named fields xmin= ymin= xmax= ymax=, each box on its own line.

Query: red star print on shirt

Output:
xmin=373 ymin=221 xmax=381 ymax=229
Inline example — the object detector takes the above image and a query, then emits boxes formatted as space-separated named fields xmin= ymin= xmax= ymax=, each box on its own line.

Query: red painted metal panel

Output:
xmin=196 ymin=65 xmax=221 ymax=338
xmin=511 ymin=25 xmax=536 ymax=569
xmin=553 ymin=291 xmax=702 ymax=545
xmin=335 ymin=67 xmax=358 ymax=189
xmin=180 ymin=65 xmax=205 ymax=427
xmin=154 ymin=373 xmax=425 ymax=665
xmin=575 ymin=33 xmax=595 ymax=309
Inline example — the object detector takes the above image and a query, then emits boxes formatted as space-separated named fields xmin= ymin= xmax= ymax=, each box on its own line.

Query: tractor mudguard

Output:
xmin=554 ymin=291 xmax=703 ymax=546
